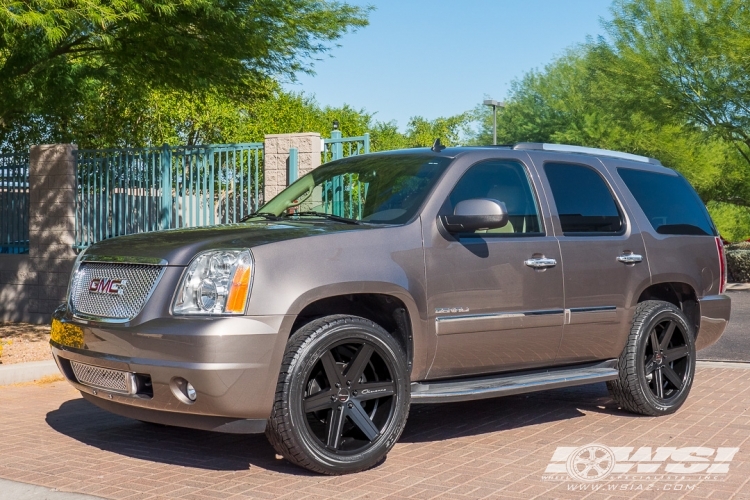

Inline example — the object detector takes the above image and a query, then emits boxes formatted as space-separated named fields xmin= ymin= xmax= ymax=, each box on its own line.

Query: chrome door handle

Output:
xmin=617 ymin=253 xmax=643 ymax=264
xmin=524 ymin=257 xmax=557 ymax=269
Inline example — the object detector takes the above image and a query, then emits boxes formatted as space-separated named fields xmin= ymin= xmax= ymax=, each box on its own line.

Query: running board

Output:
xmin=411 ymin=360 xmax=619 ymax=404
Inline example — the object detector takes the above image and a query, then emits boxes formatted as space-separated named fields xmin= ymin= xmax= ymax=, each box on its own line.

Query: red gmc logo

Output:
xmin=88 ymin=278 xmax=127 ymax=295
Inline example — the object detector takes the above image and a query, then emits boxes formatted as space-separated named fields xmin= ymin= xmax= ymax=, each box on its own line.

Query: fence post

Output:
xmin=288 ymin=148 xmax=299 ymax=184
xmin=0 ymin=144 xmax=77 ymax=323
xmin=263 ymin=133 xmax=321 ymax=202
xmin=160 ymin=144 xmax=172 ymax=229
xmin=331 ymin=130 xmax=343 ymax=160
xmin=364 ymin=133 xmax=370 ymax=154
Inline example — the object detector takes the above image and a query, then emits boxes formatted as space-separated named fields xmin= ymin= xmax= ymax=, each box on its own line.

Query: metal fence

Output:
xmin=0 ymin=152 xmax=30 ymax=254
xmin=75 ymin=143 xmax=263 ymax=248
xmin=321 ymin=131 xmax=370 ymax=218
xmin=322 ymin=131 xmax=370 ymax=163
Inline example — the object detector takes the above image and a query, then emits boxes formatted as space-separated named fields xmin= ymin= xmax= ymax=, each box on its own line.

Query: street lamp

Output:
xmin=483 ymin=99 xmax=505 ymax=145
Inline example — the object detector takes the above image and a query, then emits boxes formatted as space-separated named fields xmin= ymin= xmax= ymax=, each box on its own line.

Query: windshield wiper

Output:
xmin=283 ymin=211 xmax=361 ymax=225
xmin=240 ymin=212 xmax=282 ymax=222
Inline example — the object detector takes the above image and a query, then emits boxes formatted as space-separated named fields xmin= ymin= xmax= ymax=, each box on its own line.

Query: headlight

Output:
xmin=66 ymin=248 xmax=87 ymax=306
xmin=173 ymin=249 xmax=254 ymax=315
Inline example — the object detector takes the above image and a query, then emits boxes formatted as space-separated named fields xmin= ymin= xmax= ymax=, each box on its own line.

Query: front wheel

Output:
xmin=607 ymin=300 xmax=696 ymax=416
xmin=266 ymin=315 xmax=410 ymax=475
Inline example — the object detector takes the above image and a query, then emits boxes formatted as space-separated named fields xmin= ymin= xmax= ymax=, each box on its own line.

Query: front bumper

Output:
xmin=695 ymin=294 xmax=732 ymax=351
xmin=51 ymin=307 xmax=291 ymax=433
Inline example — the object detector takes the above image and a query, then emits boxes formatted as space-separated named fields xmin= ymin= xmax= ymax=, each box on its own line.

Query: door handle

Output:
xmin=524 ymin=257 xmax=557 ymax=269
xmin=617 ymin=253 xmax=643 ymax=264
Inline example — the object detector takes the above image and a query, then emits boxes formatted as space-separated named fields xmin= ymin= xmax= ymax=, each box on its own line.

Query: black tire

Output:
xmin=607 ymin=300 xmax=696 ymax=416
xmin=265 ymin=315 xmax=410 ymax=475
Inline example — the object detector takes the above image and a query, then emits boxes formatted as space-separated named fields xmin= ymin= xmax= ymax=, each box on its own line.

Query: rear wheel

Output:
xmin=266 ymin=315 xmax=410 ymax=474
xmin=607 ymin=300 xmax=696 ymax=416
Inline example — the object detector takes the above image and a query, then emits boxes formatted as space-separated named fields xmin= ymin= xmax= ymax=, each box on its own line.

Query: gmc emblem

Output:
xmin=88 ymin=278 xmax=127 ymax=296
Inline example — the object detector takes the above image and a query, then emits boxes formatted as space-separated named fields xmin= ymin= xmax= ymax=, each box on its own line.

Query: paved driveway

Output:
xmin=2 ymin=364 xmax=750 ymax=500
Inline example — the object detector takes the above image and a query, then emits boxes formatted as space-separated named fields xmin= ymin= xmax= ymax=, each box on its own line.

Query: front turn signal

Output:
xmin=225 ymin=253 xmax=253 ymax=314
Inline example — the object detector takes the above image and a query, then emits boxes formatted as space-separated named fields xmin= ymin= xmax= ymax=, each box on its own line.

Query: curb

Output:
xmin=0 ymin=359 xmax=59 ymax=386
xmin=0 ymin=478 xmax=104 ymax=499
xmin=697 ymin=360 xmax=750 ymax=370
xmin=727 ymin=283 xmax=750 ymax=291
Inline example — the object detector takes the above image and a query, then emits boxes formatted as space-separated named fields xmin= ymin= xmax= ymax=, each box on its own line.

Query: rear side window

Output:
xmin=544 ymin=163 xmax=623 ymax=234
xmin=617 ymin=168 xmax=716 ymax=236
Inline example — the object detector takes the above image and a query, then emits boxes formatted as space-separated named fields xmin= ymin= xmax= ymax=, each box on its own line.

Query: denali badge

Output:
xmin=89 ymin=278 xmax=127 ymax=296
xmin=435 ymin=307 xmax=469 ymax=314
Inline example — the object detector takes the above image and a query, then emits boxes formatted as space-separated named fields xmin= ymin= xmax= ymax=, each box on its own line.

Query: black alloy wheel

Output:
xmin=266 ymin=315 xmax=410 ymax=474
xmin=608 ymin=300 xmax=696 ymax=416
xmin=303 ymin=340 xmax=397 ymax=453
xmin=642 ymin=316 xmax=691 ymax=401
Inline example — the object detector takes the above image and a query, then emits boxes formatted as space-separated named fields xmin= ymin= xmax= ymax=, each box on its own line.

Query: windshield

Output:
xmin=256 ymin=154 xmax=453 ymax=224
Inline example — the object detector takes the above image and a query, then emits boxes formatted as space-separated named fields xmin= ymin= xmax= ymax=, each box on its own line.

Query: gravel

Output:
xmin=0 ymin=323 xmax=52 ymax=365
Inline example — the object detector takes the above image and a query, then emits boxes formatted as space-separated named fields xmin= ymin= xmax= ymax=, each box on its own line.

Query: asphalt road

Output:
xmin=698 ymin=290 xmax=749 ymax=362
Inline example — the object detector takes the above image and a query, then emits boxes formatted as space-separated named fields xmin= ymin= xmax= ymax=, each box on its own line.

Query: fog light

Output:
xmin=186 ymin=383 xmax=197 ymax=401
xmin=170 ymin=377 xmax=197 ymax=404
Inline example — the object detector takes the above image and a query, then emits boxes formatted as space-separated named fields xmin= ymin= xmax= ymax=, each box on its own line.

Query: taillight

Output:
xmin=716 ymin=237 xmax=727 ymax=294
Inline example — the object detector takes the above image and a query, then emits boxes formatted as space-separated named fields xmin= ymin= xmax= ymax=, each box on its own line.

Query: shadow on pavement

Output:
xmin=46 ymin=382 xmax=625 ymax=470
xmin=400 ymin=381 xmax=627 ymax=443
xmin=45 ymin=398 xmax=309 ymax=474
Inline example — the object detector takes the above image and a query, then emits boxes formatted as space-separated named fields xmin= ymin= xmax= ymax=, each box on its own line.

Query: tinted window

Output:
xmin=544 ymin=163 xmax=623 ymax=234
xmin=443 ymin=160 xmax=542 ymax=235
xmin=618 ymin=168 xmax=716 ymax=236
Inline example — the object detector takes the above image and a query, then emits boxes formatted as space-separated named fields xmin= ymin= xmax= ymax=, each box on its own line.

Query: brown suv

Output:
xmin=50 ymin=143 xmax=731 ymax=474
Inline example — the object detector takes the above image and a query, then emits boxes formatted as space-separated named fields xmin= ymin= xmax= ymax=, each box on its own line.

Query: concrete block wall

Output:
xmin=264 ymin=132 xmax=321 ymax=201
xmin=0 ymin=144 xmax=77 ymax=324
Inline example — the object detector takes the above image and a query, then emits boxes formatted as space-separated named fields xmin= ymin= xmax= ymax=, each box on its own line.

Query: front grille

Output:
xmin=69 ymin=262 xmax=163 ymax=321
xmin=70 ymin=361 xmax=134 ymax=394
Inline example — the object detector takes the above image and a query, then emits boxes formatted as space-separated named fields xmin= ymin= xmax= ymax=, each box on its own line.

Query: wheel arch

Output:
xmin=636 ymin=281 xmax=700 ymax=337
xmin=284 ymin=283 xmax=424 ymax=377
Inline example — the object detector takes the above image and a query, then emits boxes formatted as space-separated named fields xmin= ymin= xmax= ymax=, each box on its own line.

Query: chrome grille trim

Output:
xmin=71 ymin=361 xmax=136 ymax=394
xmin=69 ymin=262 xmax=164 ymax=322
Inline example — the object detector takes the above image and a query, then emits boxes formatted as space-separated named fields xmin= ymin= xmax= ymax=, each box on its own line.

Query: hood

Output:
xmin=83 ymin=221 xmax=373 ymax=266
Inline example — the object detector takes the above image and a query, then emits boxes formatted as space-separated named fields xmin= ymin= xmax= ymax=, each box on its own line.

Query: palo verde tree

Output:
xmin=0 ymin=0 xmax=370 ymax=149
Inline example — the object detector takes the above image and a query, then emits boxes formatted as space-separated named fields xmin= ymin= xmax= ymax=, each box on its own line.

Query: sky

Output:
xmin=284 ymin=0 xmax=614 ymax=130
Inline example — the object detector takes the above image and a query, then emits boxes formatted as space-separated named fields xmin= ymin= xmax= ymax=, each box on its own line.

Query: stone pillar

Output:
xmin=0 ymin=144 xmax=77 ymax=323
xmin=263 ymin=133 xmax=321 ymax=202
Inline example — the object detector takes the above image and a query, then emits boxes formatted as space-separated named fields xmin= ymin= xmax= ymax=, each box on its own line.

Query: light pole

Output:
xmin=483 ymin=99 xmax=505 ymax=145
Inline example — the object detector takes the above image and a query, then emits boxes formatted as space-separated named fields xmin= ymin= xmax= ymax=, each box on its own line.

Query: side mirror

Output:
xmin=440 ymin=198 xmax=508 ymax=233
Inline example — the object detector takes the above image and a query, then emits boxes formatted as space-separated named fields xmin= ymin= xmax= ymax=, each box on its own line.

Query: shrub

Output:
xmin=726 ymin=249 xmax=750 ymax=283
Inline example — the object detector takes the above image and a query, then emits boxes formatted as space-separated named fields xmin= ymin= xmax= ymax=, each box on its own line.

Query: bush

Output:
xmin=726 ymin=249 xmax=750 ymax=283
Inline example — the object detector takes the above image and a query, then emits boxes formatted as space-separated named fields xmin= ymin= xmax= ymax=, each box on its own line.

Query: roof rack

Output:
xmin=513 ymin=143 xmax=662 ymax=165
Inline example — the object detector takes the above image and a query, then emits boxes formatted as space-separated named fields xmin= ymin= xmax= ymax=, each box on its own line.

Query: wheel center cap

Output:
xmin=654 ymin=352 xmax=664 ymax=364
xmin=337 ymin=388 xmax=350 ymax=402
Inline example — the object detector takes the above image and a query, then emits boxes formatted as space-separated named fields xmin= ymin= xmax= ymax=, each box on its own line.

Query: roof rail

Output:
xmin=513 ymin=143 xmax=662 ymax=165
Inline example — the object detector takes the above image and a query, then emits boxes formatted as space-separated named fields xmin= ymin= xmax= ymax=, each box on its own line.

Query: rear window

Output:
xmin=617 ymin=168 xmax=716 ymax=236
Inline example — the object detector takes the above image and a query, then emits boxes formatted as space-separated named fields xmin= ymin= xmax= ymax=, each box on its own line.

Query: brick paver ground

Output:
xmin=2 ymin=365 xmax=750 ymax=500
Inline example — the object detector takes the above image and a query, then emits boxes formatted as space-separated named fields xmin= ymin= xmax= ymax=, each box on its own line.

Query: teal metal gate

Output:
xmin=0 ymin=152 xmax=30 ymax=254
xmin=321 ymin=131 xmax=370 ymax=218
xmin=75 ymin=143 xmax=263 ymax=248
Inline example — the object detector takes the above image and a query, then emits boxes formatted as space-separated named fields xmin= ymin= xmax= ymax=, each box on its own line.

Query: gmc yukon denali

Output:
xmin=50 ymin=143 xmax=731 ymax=474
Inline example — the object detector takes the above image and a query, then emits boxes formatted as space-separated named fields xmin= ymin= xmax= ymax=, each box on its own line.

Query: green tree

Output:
xmin=0 ymin=0 xmax=370 ymax=149
xmin=595 ymin=0 xmax=750 ymax=207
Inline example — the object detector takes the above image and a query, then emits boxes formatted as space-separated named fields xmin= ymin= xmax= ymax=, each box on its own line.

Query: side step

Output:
xmin=411 ymin=360 xmax=619 ymax=404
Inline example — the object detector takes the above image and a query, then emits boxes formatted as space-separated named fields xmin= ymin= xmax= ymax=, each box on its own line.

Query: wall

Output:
xmin=263 ymin=133 xmax=321 ymax=201
xmin=0 ymin=145 xmax=77 ymax=324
